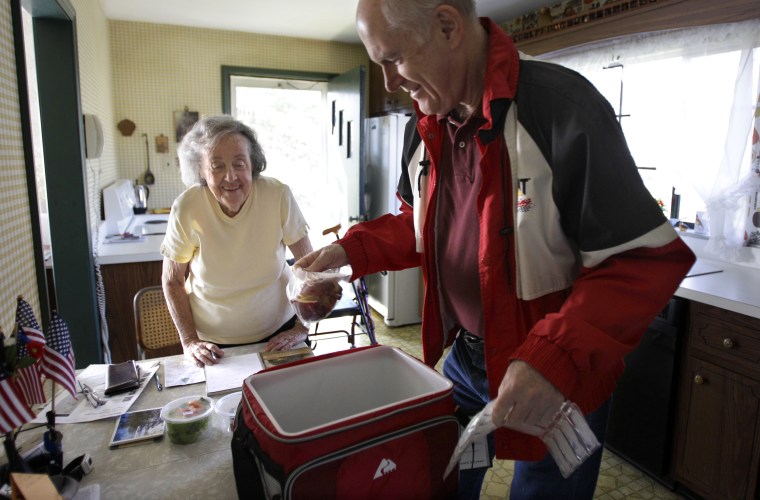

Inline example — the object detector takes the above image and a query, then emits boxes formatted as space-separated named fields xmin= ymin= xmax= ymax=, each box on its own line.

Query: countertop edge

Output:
xmin=96 ymin=214 xmax=168 ymax=266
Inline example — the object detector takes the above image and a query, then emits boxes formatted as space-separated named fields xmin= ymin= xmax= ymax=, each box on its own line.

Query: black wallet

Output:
xmin=104 ymin=360 xmax=140 ymax=396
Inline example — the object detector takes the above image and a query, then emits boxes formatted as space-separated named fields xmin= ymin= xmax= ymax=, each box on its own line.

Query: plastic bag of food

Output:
xmin=444 ymin=400 xmax=599 ymax=480
xmin=288 ymin=267 xmax=350 ymax=323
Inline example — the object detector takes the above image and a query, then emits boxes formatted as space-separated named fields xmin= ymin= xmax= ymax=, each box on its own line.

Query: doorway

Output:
xmin=12 ymin=0 xmax=102 ymax=365
xmin=223 ymin=66 xmax=365 ymax=249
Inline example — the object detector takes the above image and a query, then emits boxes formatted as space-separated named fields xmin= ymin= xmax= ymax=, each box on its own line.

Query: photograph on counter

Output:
xmin=261 ymin=347 xmax=314 ymax=368
xmin=110 ymin=407 xmax=165 ymax=447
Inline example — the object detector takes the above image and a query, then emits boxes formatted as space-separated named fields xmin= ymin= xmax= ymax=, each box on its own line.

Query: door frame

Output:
xmin=12 ymin=0 xmax=102 ymax=365
xmin=221 ymin=66 xmax=337 ymax=114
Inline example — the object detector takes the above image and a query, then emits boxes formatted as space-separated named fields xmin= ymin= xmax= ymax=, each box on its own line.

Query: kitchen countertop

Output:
xmin=676 ymin=256 xmax=760 ymax=320
xmin=96 ymin=213 xmax=169 ymax=265
xmin=675 ymin=233 xmax=760 ymax=320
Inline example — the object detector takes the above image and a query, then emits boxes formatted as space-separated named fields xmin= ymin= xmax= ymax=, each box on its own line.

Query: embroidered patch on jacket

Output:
xmin=517 ymin=194 xmax=533 ymax=213
xmin=516 ymin=178 xmax=534 ymax=213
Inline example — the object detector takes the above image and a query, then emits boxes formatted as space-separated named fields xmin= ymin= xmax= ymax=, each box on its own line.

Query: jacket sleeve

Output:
xmin=511 ymin=236 xmax=694 ymax=400
xmin=338 ymin=206 xmax=419 ymax=279
xmin=509 ymin=60 xmax=696 ymax=399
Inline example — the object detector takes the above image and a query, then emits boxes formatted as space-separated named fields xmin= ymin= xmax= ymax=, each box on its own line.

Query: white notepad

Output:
xmin=204 ymin=351 xmax=265 ymax=396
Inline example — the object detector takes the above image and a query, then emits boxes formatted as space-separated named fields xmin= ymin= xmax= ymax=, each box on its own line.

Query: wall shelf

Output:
xmin=505 ymin=0 xmax=760 ymax=56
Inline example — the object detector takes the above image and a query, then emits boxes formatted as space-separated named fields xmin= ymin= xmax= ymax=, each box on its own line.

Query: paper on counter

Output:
xmin=163 ymin=356 xmax=205 ymax=388
xmin=202 ymin=343 xmax=309 ymax=396
xmin=31 ymin=361 xmax=159 ymax=424
xmin=204 ymin=350 xmax=264 ymax=396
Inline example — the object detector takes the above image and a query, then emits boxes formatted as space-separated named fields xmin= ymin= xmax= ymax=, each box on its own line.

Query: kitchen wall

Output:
xmin=0 ymin=0 xmax=113 ymax=339
xmin=0 ymin=1 xmax=41 ymax=330
xmin=73 ymin=0 xmax=119 ymax=196
xmin=109 ymin=21 xmax=369 ymax=210
xmin=0 ymin=0 xmax=367 ymax=342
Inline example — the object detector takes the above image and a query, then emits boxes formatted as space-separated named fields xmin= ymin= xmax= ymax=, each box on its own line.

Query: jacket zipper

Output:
xmin=498 ymin=137 xmax=513 ymax=289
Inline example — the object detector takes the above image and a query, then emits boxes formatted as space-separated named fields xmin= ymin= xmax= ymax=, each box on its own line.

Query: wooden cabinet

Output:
xmin=101 ymin=261 xmax=163 ymax=363
xmin=671 ymin=302 xmax=760 ymax=499
xmin=368 ymin=63 xmax=413 ymax=116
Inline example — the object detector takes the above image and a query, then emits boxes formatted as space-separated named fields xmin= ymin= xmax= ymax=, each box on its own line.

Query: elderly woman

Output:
xmin=161 ymin=115 xmax=313 ymax=367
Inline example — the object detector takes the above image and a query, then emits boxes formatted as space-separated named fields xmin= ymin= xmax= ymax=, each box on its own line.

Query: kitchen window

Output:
xmin=542 ymin=19 xmax=760 ymax=253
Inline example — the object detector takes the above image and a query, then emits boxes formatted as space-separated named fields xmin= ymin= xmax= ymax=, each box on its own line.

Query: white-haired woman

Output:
xmin=161 ymin=115 xmax=312 ymax=367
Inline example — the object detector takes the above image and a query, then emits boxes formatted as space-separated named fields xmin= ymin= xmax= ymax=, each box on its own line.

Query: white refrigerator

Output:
xmin=365 ymin=114 xmax=422 ymax=326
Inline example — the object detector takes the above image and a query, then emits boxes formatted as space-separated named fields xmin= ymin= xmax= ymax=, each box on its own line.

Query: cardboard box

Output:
xmin=10 ymin=473 xmax=61 ymax=500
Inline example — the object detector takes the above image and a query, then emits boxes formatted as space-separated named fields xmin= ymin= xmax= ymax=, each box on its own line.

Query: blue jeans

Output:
xmin=442 ymin=337 xmax=609 ymax=500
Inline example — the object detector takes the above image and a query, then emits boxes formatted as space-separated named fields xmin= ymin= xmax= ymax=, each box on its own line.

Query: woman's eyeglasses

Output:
xmin=78 ymin=381 xmax=105 ymax=408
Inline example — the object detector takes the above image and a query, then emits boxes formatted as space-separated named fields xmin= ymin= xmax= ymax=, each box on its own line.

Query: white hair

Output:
xmin=176 ymin=115 xmax=266 ymax=187
xmin=381 ymin=0 xmax=476 ymax=41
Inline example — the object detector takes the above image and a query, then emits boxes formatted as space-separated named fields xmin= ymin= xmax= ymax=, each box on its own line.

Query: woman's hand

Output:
xmin=183 ymin=340 xmax=224 ymax=367
xmin=264 ymin=324 xmax=309 ymax=352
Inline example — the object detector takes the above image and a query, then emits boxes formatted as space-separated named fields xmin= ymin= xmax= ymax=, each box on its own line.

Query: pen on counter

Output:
xmin=153 ymin=371 xmax=163 ymax=391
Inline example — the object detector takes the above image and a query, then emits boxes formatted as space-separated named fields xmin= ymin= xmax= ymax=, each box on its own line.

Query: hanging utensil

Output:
xmin=142 ymin=133 xmax=155 ymax=185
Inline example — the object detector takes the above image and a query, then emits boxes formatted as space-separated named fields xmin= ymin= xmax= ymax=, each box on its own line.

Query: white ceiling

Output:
xmin=100 ymin=0 xmax=548 ymax=44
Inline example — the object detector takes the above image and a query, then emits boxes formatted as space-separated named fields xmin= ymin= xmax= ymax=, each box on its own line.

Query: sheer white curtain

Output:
xmin=539 ymin=20 xmax=760 ymax=259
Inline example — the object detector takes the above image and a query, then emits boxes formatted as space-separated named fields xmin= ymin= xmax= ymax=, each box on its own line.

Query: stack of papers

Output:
xmin=204 ymin=345 xmax=313 ymax=396
xmin=32 ymin=361 xmax=159 ymax=424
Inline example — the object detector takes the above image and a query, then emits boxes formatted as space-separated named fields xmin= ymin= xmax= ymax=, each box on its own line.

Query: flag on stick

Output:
xmin=14 ymin=297 xmax=46 ymax=405
xmin=43 ymin=311 xmax=77 ymax=399
xmin=0 ymin=377 xmax=36 ymax=434
xmin=0 ymin=332 xmax=35 ymax=434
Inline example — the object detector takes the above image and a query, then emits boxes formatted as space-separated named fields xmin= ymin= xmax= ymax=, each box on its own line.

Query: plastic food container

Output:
xmin=215 ymin=391 xmax=241 ymax=433
xmin=160 ymin=395 xmax=214 ymax=444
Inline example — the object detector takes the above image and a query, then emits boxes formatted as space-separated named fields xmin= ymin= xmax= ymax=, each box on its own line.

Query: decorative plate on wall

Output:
xmin=117 ymin=119 xmax=136 ymax=136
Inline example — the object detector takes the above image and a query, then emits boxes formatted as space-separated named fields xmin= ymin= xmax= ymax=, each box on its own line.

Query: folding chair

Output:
xmin=133 ymin=286 xmax=183 ymax=359
xmin=309 ymin=224 xmax=377 ymax=348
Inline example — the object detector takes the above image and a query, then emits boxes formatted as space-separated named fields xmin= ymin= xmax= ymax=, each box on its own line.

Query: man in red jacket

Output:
xmin=297 ymin=0 xmax=695 ymax=497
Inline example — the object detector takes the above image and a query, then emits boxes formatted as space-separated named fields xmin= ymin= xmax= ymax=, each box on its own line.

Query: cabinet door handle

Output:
xmin=722 ymin=337 xmax=735 ymax=349
xmin=694 ymin=374 xmax=704 ymax=385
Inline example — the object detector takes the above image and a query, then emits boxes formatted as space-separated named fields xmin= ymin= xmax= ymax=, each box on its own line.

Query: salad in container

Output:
xmin=160 ymin=395 xmax=214 ymax=444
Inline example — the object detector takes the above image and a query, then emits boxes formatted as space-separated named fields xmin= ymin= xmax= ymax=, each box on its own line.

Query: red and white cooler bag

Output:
xmin=231 ymin=345 xmax=458 ymax=499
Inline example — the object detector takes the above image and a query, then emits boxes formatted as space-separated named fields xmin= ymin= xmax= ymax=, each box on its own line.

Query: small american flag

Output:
xmin=0 ymin=333 xmax=35 ymax=433
xmin=15 ymin=326 xmax=47 ymax=405
xmin=0 ymin=376 xmax=36 ymax=434
xmin=43 ymin=311 xmax=77 ymax=399
xmin=16 ymin=296 xmax=41 ymax=331
xmin=15 ymin=297 xmax=46 ymax=405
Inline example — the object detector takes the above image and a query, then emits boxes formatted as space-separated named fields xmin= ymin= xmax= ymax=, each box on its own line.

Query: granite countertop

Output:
xmin=9 ymin=359 xmax=238 ymax=499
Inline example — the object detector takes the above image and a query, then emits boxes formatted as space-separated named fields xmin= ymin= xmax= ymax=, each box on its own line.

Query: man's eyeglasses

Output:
xmin=78 ymin=381 xmax=105 ymax=408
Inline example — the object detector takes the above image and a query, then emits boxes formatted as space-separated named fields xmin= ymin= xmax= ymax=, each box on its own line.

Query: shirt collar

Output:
xmin=419 ymin=17 xmax=519 ymax=139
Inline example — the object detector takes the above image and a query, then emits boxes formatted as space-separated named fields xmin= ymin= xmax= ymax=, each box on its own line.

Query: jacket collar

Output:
xmin=417 ymin=17 xmax=519 ymax=145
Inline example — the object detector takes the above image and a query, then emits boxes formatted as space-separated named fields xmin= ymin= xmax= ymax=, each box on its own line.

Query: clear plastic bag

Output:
xmin=287 ymin=267 xmax=349 ymax=324
xmin=444 ymin=400 xmax=600 ymax=480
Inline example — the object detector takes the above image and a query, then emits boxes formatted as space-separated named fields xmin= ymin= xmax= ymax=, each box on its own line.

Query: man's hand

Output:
xmin=294 ymin=244 xmax=349 ymax=272
xmin=490 ymin=360 xmax=565 ymax=436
